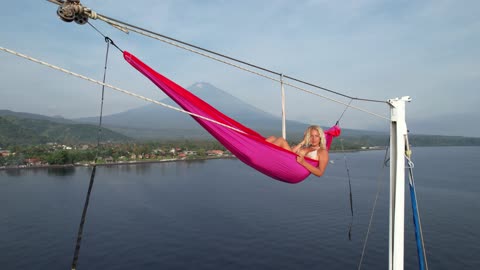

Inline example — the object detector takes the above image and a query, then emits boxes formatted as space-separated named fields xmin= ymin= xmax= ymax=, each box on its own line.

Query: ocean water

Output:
xmin=1 ymin=147 xmax=479 ymax=270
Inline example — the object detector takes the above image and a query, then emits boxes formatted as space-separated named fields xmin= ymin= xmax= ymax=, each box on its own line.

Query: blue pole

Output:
xmin=409 ymin=176 xmax=425 ymax=270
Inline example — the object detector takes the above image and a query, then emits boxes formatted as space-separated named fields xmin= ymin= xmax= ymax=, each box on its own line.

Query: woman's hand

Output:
xmin=300 ymin=138 xmax=307 ymax=146
xmin=293 ymin=140 xmax=306 ymax=154
xmin=296 ymin=155 xmax=306 ymax=166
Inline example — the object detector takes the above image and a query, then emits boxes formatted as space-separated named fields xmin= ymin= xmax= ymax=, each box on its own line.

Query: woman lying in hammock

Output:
xmin=266 ymin=125 xmax=329 ymax=177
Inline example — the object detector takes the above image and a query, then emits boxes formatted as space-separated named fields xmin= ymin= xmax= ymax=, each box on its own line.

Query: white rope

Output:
xmin=0 ymin=46 xmax=248 ymax=135
xmin=95 ymin=15 xmax=389 ymax=121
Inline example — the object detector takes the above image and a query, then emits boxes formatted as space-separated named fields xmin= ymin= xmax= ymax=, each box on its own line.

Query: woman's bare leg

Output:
xmin=266 ymin=136 xmax=292 ymax=151
xmin=266 ymin=136 xmax=277 ymax=143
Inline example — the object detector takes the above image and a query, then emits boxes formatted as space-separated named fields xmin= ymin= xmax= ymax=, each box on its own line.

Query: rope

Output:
xmin=332 ymin=99 xmax=355 ymax=240
xmin=87 ymin=21 xmax=106 ymax=38
xmin=70 ymin=38 xmax=111 ymax=270
xmin=336 ymin=99 xmax=353 ymax=125
xmin=91 ymin=15 xmax=390 ymax=121
xmin=339 ymin=138 xmax=354 ymax=240
xmin=405 ymin=136 xmax=429 ymax=270
xmin=96 ymin=38 xmax=110 ymax=148
xmin=0 ymin=46 xmax=249 ymax=135
xmin=87 ymin=22 xmax=124 ymax=53
xmin=357 ymin=146 xmax=389 ymax=270
xmin=71 ymin=166 xmax=96 ymax=270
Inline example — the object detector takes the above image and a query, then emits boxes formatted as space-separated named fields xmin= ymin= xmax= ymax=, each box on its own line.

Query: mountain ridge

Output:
xmin=0 ymin=111 xmax=130 ymax=147
xmin=2 ymin=83 xmax=479 ymax=147
xmin=75 ymin=82 xmax=380 ymax=140
xmin=2 ymin=108 xmax=480 ymax=148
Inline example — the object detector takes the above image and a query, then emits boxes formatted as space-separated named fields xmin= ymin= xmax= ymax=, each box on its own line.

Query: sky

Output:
xmin=1 ymin=0 xmax=479 ymax=137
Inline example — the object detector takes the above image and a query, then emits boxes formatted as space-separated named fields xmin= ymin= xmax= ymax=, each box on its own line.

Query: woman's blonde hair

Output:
xmin=303 ymin=125 xmax=326 ymax=150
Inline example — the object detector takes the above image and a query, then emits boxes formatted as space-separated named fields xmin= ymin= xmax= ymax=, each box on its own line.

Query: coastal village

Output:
xmin=0 ymin=142 xmax=231 ymax=170
xmin=0 ymin=140 xmax=388 ymax=170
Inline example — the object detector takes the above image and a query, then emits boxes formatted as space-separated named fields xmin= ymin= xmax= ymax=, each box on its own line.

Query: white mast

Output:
xmin=388 ymin=96 xmax=411 ymax=270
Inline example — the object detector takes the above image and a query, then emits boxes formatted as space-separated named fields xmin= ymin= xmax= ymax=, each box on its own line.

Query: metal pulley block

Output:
xmin=57 ymin=4 xmax=76 ymax=22
xmin=74 ymin=12 xmax=88 ymax=25
xmin=56 ymin=0 xmax=88 ymax=24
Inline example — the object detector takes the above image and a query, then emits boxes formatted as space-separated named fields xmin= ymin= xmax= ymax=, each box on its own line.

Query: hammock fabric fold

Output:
xmin=124 ymin=51 xmax=341 ymax=183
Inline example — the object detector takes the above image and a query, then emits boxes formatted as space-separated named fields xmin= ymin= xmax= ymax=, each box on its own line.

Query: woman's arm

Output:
xmin=296 ymin=149 xmax=329 ymax=177
xmin=292 ymin=143 xmax=303 ymax=153
xmin=291 ymin=138 xmax=306 ymax=153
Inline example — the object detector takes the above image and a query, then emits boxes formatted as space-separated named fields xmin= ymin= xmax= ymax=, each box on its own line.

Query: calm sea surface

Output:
xmin=1 ymin=147 xmax=479 ymax=270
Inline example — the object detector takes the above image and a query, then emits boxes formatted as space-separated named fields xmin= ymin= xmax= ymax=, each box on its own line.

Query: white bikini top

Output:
xmin=306 ymin=149 xmax=318 ymax=160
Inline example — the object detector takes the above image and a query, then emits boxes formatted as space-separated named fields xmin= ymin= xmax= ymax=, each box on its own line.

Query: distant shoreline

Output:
xmin=0 ymin=156 xmax=237 ymax=171
xmin=0 ymin=148 xmax=390 ymax=171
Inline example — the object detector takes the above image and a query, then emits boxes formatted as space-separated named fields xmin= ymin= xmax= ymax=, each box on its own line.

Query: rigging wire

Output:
xmin=88 ymin=21 xmax=124 ymax=53
xmin=87 ymin=21 xmax=106 ymax=38
xmin=340 ymin=137 xmax=354 ymax=241
xmin=70 ymin=35 xmax=111 ymax=270
xmin=335 ymin=99 xmax=355 ymax=240
xmin=93 ymin=15 xmax=390 ymax=121
xmin=357 ymin=145 xmax=390 ymax=270
xmin=95 ymin=13 xmax=387 ymax=104
xmin=336 ymin=99 xmax=353 ymax=126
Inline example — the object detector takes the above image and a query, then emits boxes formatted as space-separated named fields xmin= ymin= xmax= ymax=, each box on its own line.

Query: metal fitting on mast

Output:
xmin=52 ymin=0 xmax=97 ymax=25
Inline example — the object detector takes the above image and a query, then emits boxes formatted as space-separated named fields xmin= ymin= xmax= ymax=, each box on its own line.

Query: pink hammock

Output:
xmin=124 ymin=51 xmax=341 ymax=183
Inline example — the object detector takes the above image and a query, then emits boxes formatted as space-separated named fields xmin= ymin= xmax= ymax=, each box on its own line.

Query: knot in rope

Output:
xmin=85 ymin=8 xmax=98 ymax=20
